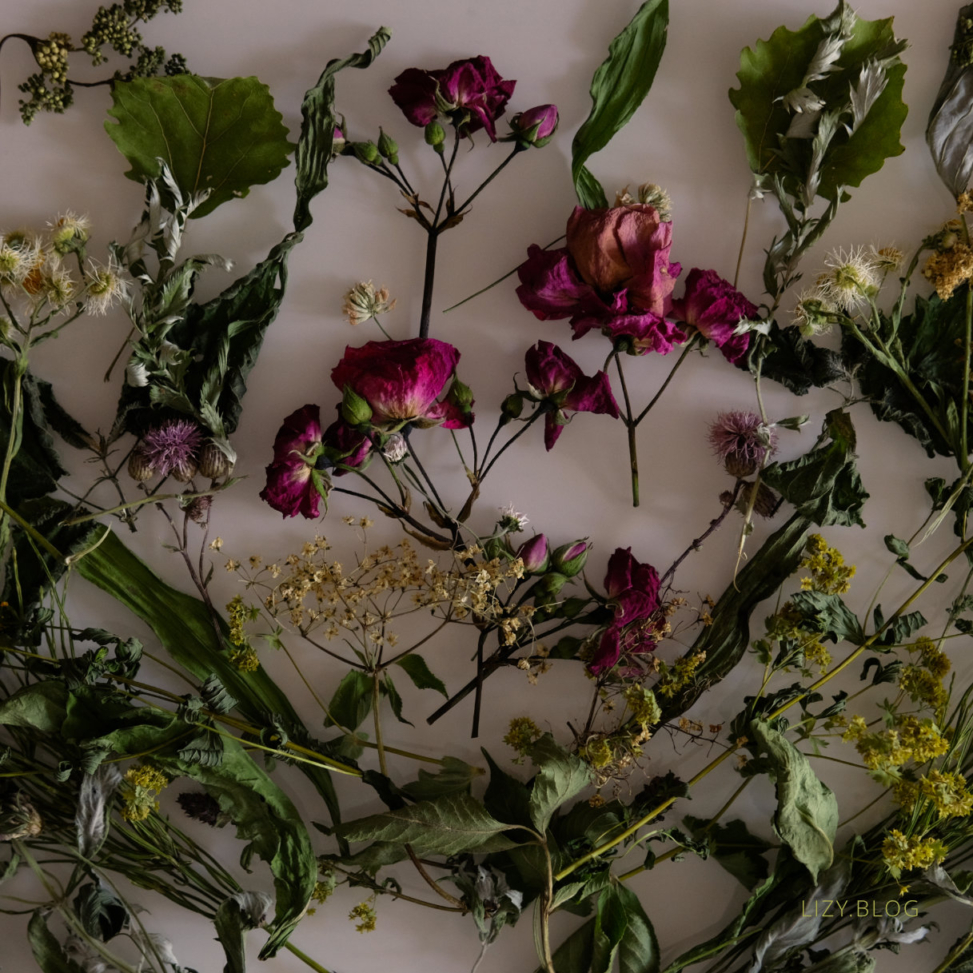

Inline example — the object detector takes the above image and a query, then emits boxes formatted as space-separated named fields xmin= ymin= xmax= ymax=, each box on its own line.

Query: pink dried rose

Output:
xmin=331 ymin=338 xmax=472 ymax=430
xmin=670 ymin=268 xmax=759 ymax=364
xmin=388 ymin=56 xmax=516 ymax=141
xmin=524 ymin=340 xmax=619 ymax=449
xmin=589 ymin=547 xmax=661 ymax=675
xmin=516 ymin=204 xmax=684 ymax=355
xmin=260 ymin=404 xmax=325 ymax=519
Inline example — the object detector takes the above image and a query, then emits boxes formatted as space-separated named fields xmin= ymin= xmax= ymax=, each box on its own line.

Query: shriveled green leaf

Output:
xmin=105 ymin=75 xmax=293 ymax=219
xmin=526 ymin=733 xmax=592 ymax=833
xmin=338 ymin=793 xmax=519 ymax=856
xmin=750 ymin=720 xmax=838 ymax=882
xmin=571 ymin=0 xmax=668 ymax=209
xmin=762 ymin=410 xmax=868 ymax=528
xmin=729 ymin=3 xmax=907 ymax=201
xmin=747 ymin=322 xmax=847 ymax=396
xmin=0 ymin=681 xmax=68 ymax=733
xmin=683 ymin=816 xmax=772 ymax=890
xmin=27 ymin=911 xmax=86 ymax=973
xmin=325 ymin=670 xmax=373 ymax=730
xmin=74 ymin=882 xmax=128 ymax=942
xmin=401 ymin=756 xmax=481 ymax=802
xmin=293 ymin=27 xmax=391 ymax=231
xmin=393 ymin=653 xmax=448 ymax=697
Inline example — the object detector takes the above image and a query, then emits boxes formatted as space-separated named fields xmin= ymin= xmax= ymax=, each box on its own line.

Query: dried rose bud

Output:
xmin=183 ymin=494 xmax=212 ymax=523
xmin=177 ymin=791 xmax=224 ymax=827
xmin=741 ymin=481 xmax=781 ymax=519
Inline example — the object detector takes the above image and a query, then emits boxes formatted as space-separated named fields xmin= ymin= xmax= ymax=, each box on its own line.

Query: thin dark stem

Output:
xmin=471 ymin=630 xmax=488 ymax=738
xmin=634 ymin=335 xmax=698 ymax=425
xmin=405 ymin=432 xmax=448 ymax=515
xmin=613 ymin=354 xmax=639 ymax=507
xmin=418 ymin=230 xmax=439 ymax=339
xmin=479 ymin=411 xmax=543 ymax=480
xmin=661 ymin=481 xmax=742 ymax=587
xmin=453 ymin=147 xmax=522 ymax=216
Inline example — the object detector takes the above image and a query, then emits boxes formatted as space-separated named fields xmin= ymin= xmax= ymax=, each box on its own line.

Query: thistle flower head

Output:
xmin=792 ymin=286 xmax=839 ymax=337
xmin=141 ymin=420 xmax=203 ymax=479
xmin=49 ymin=211 xmax=90 ymax=255
xmin=85 ymin=257 xmax=130 ymax=315
xmin=870 ymin=244 xmax=904 ymax=274
xmin=708 ymin=411 xmax=777 ymax=477
xmin=0 ymin=230 xmax=42 ymax=284
xmin=817 ymin=246 xmax=881 ymax=312
xmin=342 ymin=280 xmax=397 ymax=327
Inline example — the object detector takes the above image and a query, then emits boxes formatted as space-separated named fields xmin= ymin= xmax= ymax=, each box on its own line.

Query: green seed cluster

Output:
xmin=17 ymin=2 xmax=187 ymax=124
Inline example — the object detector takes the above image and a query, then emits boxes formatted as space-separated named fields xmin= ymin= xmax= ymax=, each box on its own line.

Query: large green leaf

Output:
xmin=338 ymin=793 xmax=520 ymax=856
xmin=325 ymin=669 xmax=374 ymax=730
xmin=729 ymin=3 xmax=907 ymax=200
xmin=75 ymin=532 xmax=346 ymax=838
xmin=526 ymin=733 xmax=593 ymax=833
xmin=615 ymin=884 xmax=660 ymax=973
xmin=571 ymin=0 xmax=668 ymax=209
xmin=750 ymin=720 xmax=839 ymax=882
xmin=545 ymin=917 xmax=595 ymax=973
xmin=293 ymin=27 xmax=391 ymax=231
xmin=400 ymin=756 xmax=481 ymax=802
xmin=393 ymin=653 xmax=448 ymax=697
xmin=105 ymin=75 xmax=293 ymax=219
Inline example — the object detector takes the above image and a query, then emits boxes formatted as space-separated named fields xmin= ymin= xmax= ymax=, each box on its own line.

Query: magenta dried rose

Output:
xmin=589 ymin=547 xmax=661 ymax=674
xmin=670 ymin=268 xmax=759 ymax=364
xmin=516 ymin=205 xmax=685 ymax=355
xmin=507 ymin=104 xmax=559 ymax=147
xmin=524 ymin=340 xmax=619 ymax=449
xmin=331 ymin=338 xmax=472 ymax=430
xmin=388 ymin=56 xmax=516 ymax=141
xmin=260 ymin=404 xmax=324 ymax=519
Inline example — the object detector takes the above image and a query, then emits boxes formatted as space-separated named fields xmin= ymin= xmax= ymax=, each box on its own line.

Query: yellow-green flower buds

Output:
xmin=352 ymin=141 xmax=381 ymax=165
xmin=425 ymin=121 xmax=446 ymax=153
xmin=341 ymin=384 xmax=374 ymax=427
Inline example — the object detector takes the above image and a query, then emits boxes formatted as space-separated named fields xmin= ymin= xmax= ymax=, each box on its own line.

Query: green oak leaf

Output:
xmin=105 ymin=75 xmax=293 ymax=218
xmin=729 ymin=3 xmax=907 ymax=200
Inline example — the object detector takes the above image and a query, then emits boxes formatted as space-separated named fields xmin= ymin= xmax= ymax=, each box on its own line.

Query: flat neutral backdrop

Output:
xmin=0 ymin=0 xmax=970 ymax=970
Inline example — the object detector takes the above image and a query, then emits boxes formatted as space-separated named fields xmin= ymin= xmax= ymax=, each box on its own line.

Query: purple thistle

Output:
xmin=141 ymin=420 xmax=203 ymax=480
xmin=708 ymin=411 xmax=777 ymax=478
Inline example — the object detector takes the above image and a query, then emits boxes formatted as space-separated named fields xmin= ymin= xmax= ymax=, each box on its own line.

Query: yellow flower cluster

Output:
xmin=504 ymin=717 xmax=542 ymax=762
xmin=882 ymin=829 xmax=948 ymax=878
xmin=348 ymin=901 xmax=377 ymax=933
xmin=226 ymin=595 xmax=260 ymax=671
xmin=653 ymin=652 xmax=707 ymax=699
xmin=800 ymin=534 xmax=855 ymax=595
xmin=120 ymin=764 xmax=168 ymax=823
xmin=764 ymin=603 xmax=832 ymax=672
xmin=898 ymin=636 xmax=951 ymax=717
xmin=895 ymin=770 xmax=973 ymax=821
xmin=843 ymin=714 xmax=950 ymax=773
